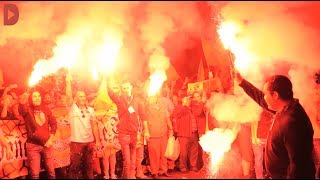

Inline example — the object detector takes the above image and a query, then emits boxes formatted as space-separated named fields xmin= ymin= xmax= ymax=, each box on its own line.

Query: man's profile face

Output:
xmin=263 ymin=82 xmax=277 ymax=111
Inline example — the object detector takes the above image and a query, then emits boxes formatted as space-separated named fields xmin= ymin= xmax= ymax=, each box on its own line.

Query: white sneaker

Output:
xmin=103 ymin=176 xmax=110 ymax=179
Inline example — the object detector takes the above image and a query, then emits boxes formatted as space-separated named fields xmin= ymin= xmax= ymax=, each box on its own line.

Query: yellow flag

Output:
xmin=197 ymin=58 xmax=205 ymax=81
xmin=94 ymin=78 xmax=116 ymax=117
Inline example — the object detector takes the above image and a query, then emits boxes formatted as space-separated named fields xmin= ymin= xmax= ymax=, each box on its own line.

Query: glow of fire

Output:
xmin=90 ymin=32 xmax=122 ymax=75
xmin=92 ymin=67 xmax=99 ymax=81
xmin=217 ymin=21 xmax=254 ymax=72
xmin=148 ymin=70 xmax=167 ymax=97
xmin=28 ymin=36 xmax=84 ymax=87
xmin=199 ymin=128 xmax=238 ymax=176
xmin=28 ymin=29 xmax=122 ymax=87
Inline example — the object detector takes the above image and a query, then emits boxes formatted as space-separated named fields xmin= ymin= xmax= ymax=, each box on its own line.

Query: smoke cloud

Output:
xmin=0 ymin=1 xmax=205 ymax=88
xmin=210 ymin=1 xmax=320 ymax=135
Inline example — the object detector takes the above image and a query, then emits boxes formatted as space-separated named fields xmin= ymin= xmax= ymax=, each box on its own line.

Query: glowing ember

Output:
xmin=148 ymin=70 xmax=166 ymax=97
xmin=199 ymin=128 xmax=238 ymax=177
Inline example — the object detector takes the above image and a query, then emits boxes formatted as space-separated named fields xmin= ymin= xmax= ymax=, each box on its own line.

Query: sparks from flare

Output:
xmin=199 ymin=128 xmax=238 ymax=177
xmin=28 ymin=28 xmax=122 ymax=87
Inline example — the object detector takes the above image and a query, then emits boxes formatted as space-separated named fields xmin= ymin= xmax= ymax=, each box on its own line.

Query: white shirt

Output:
xmin=67 ymin=103 xmax=96 ymax=143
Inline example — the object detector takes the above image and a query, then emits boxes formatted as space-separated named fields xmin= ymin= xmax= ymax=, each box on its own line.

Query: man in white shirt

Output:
xmin=65 ymin=74 xmax=101 ymax=179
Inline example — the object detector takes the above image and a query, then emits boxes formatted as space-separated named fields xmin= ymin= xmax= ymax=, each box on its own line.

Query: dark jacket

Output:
xmin=19 ymin=104 xmax=57 ymax=146
xmin=171 ymin=105 xmax=194 ymax=138
xmin=191 ymin=101 xmax=206 ymax=136
xmin=240 ymin=79 xmax=315 ymax=179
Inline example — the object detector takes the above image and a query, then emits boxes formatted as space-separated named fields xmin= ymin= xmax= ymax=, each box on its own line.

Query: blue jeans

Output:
xmin=118 ymin=133 xmax=137 ymax=179
xmin=26 ymin=142 xmax=56 ymax=179
xmin=252 ymin=138 xmax=266 ymax=179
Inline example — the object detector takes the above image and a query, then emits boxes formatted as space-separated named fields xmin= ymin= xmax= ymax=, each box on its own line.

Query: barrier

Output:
xmin=0 ymin=119 xmax=70 ymax=179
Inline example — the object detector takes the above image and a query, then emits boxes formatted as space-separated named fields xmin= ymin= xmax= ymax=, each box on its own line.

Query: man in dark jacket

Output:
xmin=172 ymin=96 xmax=199 ymax=173
xmin=234 ymin=69 xmax=315 ymax=179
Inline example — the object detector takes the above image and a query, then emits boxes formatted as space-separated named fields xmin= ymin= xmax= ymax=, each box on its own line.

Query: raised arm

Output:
xmin=106 ymin=79 xmax=121 ymax=106
xmin=65 ymin=74 xmax=73 ymax=107
xmin=235 ymin=70 xmax=274 ymax=114
xmin=90 ymin=111 xmax=101 ymax=149
xmin=18 ymin=91 xmax=29 ymax=117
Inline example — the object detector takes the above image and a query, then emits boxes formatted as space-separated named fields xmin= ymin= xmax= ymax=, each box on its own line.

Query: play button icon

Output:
xmin=4 ymin=4 xmax=19 ymax=26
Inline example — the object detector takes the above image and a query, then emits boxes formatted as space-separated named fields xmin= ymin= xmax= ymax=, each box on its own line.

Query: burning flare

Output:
xmin=148 ymin=70 xmax=167 ymax=97
xmin=217 ymin=21 xmax=255 ymax=72
xmin=147 ymin=48 xmax=170 ymax=97
xmin=199 ymin=127 xmax=238 ymax=177
xmin=28 ymin=20 xmax=123 ymax=87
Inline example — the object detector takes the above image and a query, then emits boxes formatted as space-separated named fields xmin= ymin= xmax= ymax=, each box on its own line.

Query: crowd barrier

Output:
xmin=0 ymin=119 xmax=70 ymax=179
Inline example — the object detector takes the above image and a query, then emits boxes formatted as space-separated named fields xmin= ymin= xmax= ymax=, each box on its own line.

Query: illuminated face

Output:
xmin=193 ymin=92 xmax=202 ymax=103
xmin=31 ymin=91 xmax=42 ymax=106
xmin=75 ymin=91 xmax=87 ymax=106
xmin=121 ymin=82 xmax=133 ymax=97
xmin=110 ymin=83 xmax=121 ymax=96
xmin=182 ymin=97 xmax=191 ymax=107
xmin=57 ymin=95 xmax=67 ymax=107
xmin=43 ymin=94 xmax=51 ymax=105
xmin=263 ymin=82 xmax=277 ymax=111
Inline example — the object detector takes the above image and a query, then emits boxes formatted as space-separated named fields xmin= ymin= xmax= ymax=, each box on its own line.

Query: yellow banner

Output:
xmin=187 ymin=77 xmax=223 ymax=94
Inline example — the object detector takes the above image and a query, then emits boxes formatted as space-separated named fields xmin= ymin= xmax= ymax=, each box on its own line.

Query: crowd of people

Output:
xmin=0 ymin=69 xmax=319 ymax=179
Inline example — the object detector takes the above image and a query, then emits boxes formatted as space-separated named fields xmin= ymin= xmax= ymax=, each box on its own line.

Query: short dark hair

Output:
xmin=267 ymin=75 xmax=293 ymax=100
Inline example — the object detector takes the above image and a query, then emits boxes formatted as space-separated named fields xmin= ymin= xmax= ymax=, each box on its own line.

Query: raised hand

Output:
xmin=234 ymin=68 xmax=244 ymax=84
xmin=66 ymin=74 xmax=72 ymax=83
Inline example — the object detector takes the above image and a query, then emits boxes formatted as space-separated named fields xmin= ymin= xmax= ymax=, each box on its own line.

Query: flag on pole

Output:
xmin=197 ymin=58 xmax=205 ymax=81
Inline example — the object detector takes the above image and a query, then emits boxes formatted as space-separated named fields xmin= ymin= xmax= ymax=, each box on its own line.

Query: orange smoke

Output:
xmin=147 ymin=48 xmax=170 ymax=96
xmin=28 ymin=16 xmax=123 ymax=87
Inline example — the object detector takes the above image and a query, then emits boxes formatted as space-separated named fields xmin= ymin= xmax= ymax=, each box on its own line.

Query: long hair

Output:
xmin=28 ymin=89 xmax=43 ymax=108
